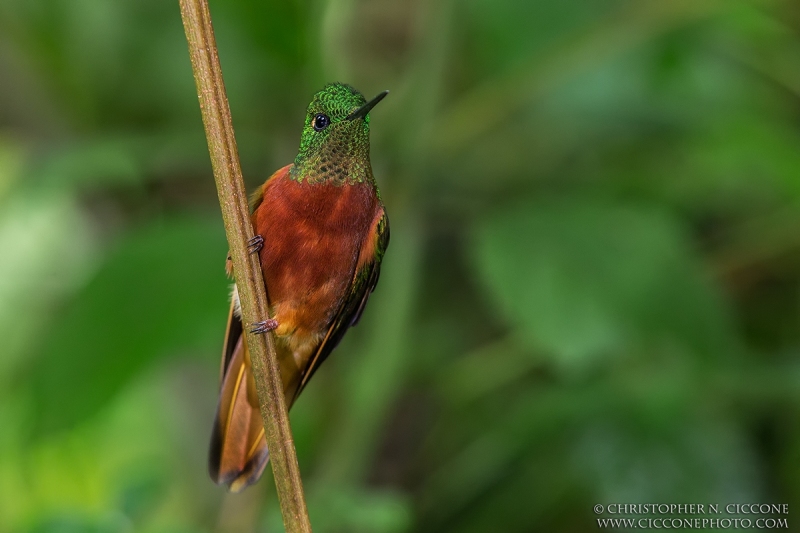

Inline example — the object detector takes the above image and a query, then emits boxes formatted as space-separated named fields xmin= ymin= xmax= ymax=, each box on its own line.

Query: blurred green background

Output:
xmin=1 ymin=0 xmax=800 ymax=531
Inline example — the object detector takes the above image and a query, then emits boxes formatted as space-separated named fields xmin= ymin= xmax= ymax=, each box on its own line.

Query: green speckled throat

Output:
xmin=291 ymin=83 xmax=378 ymax=186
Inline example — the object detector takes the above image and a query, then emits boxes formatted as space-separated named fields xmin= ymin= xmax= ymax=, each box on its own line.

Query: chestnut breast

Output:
xmin=252 ymin=168 xmax=379 ymax=339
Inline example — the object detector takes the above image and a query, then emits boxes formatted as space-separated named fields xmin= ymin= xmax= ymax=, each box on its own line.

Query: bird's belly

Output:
xmin=250 ymin=174 xmax=378 ymax=387
xmin=261 ymin=225 xmax=359 ymax=358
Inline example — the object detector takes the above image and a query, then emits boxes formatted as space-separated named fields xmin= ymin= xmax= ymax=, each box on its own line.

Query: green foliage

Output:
xmin=473 ymin=199 xmax=735 ymax=365
xmin=29 ymin=216 xmax=228 ymax=434
xmin=2 ymin=0 xmax=800 ymax=531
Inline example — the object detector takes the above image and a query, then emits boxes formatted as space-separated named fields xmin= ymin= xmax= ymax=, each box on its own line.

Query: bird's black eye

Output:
xmin=313 ymin=114 xmax=330 ymax=131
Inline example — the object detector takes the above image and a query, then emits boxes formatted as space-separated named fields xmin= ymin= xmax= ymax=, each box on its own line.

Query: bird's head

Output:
xmin=292 ymin=83 xmax=388 ymax=185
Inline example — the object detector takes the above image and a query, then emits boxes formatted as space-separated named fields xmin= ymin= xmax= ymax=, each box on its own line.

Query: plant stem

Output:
xmin=178 ymin=1 xmax=312 ymax=531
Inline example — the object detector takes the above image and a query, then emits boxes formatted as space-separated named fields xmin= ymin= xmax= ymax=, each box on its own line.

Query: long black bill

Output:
xmin=346 ymin=90 xmax=389 ymax=121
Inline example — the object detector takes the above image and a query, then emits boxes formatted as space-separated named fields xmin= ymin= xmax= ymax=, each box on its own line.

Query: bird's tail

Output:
xmin=208 ymin=311 xmax=269 ymax=493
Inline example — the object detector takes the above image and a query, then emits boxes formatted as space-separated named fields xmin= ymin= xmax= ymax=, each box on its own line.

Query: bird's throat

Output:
xmin=291 ymin=152 xmax=374 ymax=186
xmin=290 ymin=126 xmax=374 ymax=186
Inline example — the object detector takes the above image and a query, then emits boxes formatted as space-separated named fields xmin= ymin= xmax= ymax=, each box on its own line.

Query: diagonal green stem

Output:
xmin=178 ymin=1 xmax=312 ymax=531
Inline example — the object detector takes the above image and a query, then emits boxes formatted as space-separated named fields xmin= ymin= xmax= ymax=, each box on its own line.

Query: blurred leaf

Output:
xmin=117 ymin=465 xmax=166 ymax=525
xmin=572 ymin=417 xmax=760 ymax=504
xmin=471 ymin=198 xmax=736 ymax=365
xmin=439 ymin=335 xmax=539 ymax=405
xmin=0 ymin=135 xmax=26 ymax=201
xmin=464 ymin=0 xmax=616 ymax=76
xmin=27 ymin=215 xmax=228 ymax=434
xmin=36 ymin=139 xmax=143 ymax=190
xmin=214 ymin=0 xmax=308 ymax=69
xmin=266 ymin=486 xmax=411 ymax=533
xmin=27 ymin=513 xmax=127 ymax=533
xmin=0 ymin=191 xmax=97 ymax=382
xmin=430 ymin=0 xmax=725 ymax=155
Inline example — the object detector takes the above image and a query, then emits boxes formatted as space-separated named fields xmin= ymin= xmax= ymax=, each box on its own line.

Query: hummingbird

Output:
xmin=208 ymin=83 xmax=390 ymax=492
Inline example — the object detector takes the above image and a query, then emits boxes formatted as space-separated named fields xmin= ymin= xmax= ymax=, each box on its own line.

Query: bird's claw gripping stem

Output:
xmin=247 ymin=234 xmax=264 ymax=254
xmin=250 ymin=319 xmax=278 ymax=334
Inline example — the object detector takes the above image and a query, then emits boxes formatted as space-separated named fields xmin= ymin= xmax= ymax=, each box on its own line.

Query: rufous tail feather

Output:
xmin=208 ymin=329 xmax=270 ymax=493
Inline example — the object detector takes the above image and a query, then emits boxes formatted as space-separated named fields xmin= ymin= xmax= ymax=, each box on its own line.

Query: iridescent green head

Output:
xmin=291 ymin=83 xmax=388 ymax=185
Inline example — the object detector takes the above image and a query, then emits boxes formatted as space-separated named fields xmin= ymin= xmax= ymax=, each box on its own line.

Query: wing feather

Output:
xmin=294 ymin=209 xmax=389 ymax=400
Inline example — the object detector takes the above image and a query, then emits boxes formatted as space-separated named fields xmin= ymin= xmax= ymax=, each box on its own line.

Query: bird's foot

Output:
xmin=250 ymin=319 xmax=278 ymax=334
xmin=247 ymin=234 xmax=264 ymax=254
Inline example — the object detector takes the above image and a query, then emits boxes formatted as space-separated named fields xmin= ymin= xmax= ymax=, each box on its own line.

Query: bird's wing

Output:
xmin=293 ymin=208 xmax=390 ymax=401
xmin=224 ymin=164 xmax=292 ymax=279
xmin=250 ymin=163 xmax=292 ymax=211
